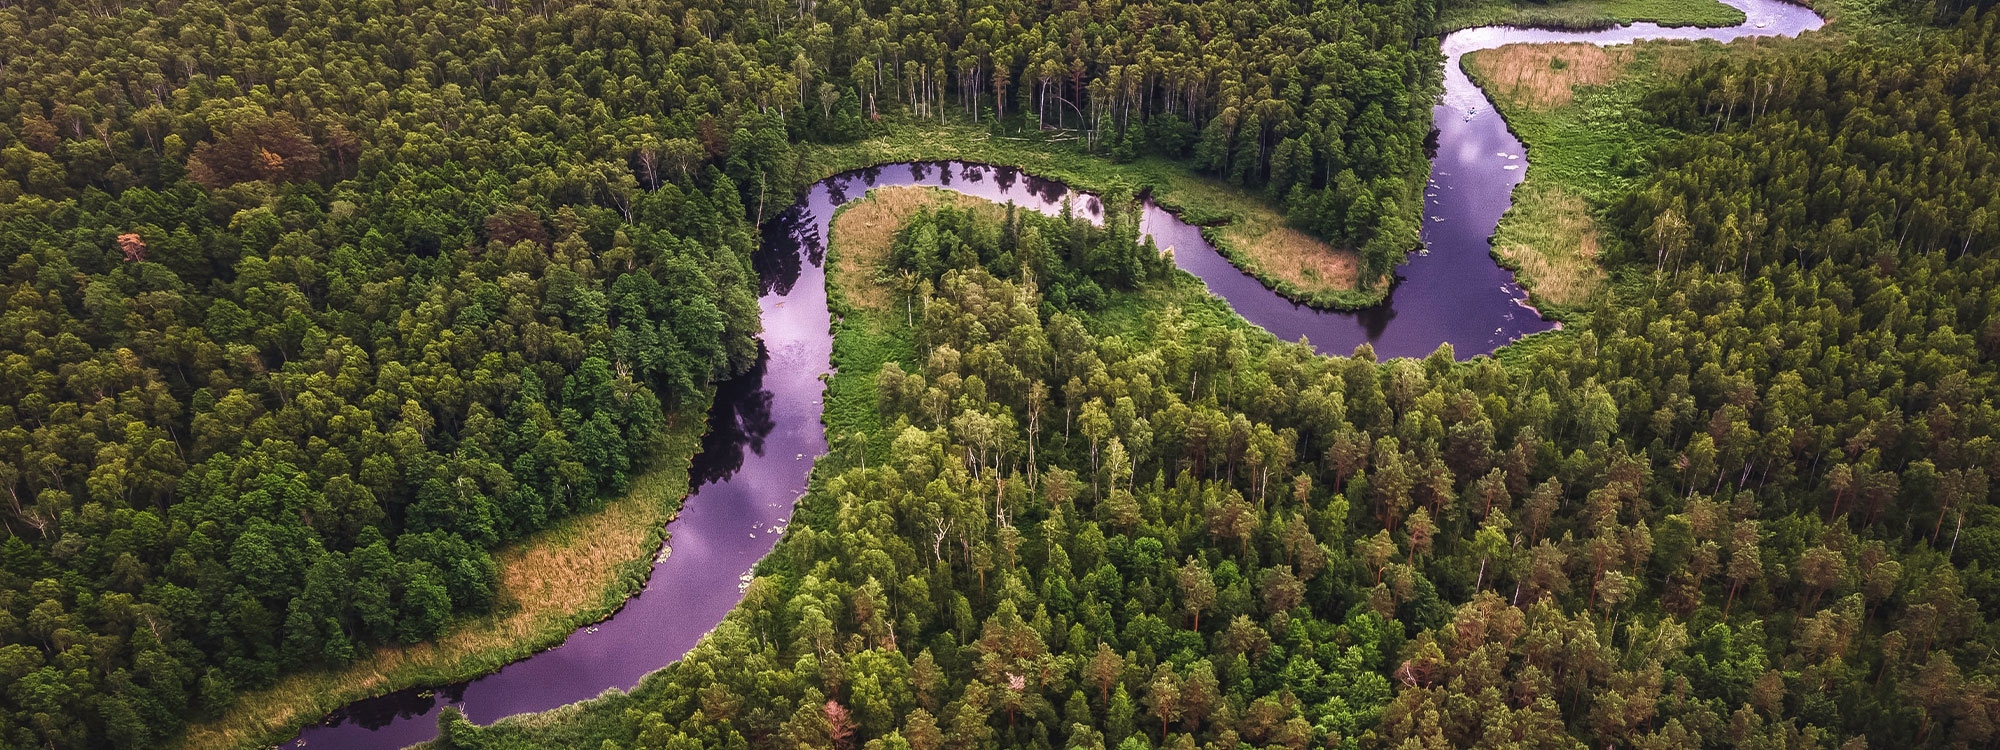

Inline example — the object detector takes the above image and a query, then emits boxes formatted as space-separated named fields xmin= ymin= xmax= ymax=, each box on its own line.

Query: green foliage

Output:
xmin=489 ymin=11 xmax=2000 ymax=747
xmin=1617 ymin=12 xmax=2000 ymax=277
xmin=0 ymin=0 xmax=1442 ymax=738
xmin=886 ymin=199 xmax=1170 ymax=311
xmin=8 ymin=0 xmax=2000 ymax=744
xmin=0 ymin=0 xmax=793 ymax=744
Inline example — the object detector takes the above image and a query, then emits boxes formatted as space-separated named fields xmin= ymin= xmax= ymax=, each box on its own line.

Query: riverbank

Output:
xmin=175 ymin=397 xmax=711 ymax=750
xmin=1462 ymin=5 xmax=1844 ymax=315
xmin=819 ymin=187 xmax=976 ymax=457
xmin=803 ymin=126 xmax=1387 ymax=310
xmin=1461 ymin=41 xmax=1681 ymax=311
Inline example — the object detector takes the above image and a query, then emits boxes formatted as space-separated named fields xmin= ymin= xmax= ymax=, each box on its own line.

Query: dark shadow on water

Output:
xmin=316 ymin=678 xmax=468 ymax=732
xmin=688 ymin=349 xmax=777 ymax=487
xmin=1356 ymin=298 xmax=1398 ymax=341
xmin=1026 ymin=175 xmax=1068 ymax=204
xmin=995 ymin=165 xmax=1019 ymax=192
xmin=757 ymin=209 xmax=812 ymax=297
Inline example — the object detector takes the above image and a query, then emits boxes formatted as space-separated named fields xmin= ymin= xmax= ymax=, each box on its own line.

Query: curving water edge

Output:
xmin=285 ymin=2 xmax=1824 ymax=746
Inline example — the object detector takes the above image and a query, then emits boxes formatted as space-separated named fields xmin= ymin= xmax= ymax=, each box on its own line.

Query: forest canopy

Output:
xmin=0 ymin=0 xmax=1442 ymax=743
xmin=450 ymin=7 xmax=2000 ymax=750
xmin=4 ymin=0 xmax=1999 ymax=744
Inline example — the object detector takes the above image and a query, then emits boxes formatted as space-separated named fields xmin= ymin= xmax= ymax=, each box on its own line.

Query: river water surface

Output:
xmin=288 ymin=1 xmax=1821 ymax=745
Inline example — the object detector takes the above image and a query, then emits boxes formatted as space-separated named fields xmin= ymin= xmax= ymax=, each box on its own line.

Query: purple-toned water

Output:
xmin=282 ymin=185 xmax=838 ymax=750
xmin=286 ymin=1 xmax=1822 ymax=746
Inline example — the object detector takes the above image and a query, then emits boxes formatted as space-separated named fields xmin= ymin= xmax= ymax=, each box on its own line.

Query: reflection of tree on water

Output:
xmin=321 ymin=680 xmax=469 ymax=730
xmin=1024 ymin=174 xmax=1068 ymax=204
xmin=824 ymin=177 xmax=851 ymax=206
xmin=1355 ymin=300 xmax=1398 ymax=342
xmin=688 ymin=347 xmax=777 ymax=487
xmin=994 ymin=165 xmax=1020 ymax=192
xmin=756 ymin=207 xmax=812 ymax=297
xmin=1342 ymin=273 xmax=1401 ymax=342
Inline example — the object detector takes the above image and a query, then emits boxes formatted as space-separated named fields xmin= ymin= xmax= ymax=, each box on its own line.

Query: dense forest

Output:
xmin=5 ymin=0 xmax=2000 ymax=743
xmin=440 ymin=7 xmax=2000 ymax=750
xmin=1618 ymin=11 xmax=1999 ymax=277
xmin=0 ymin=0 xmax=1442 ymax=744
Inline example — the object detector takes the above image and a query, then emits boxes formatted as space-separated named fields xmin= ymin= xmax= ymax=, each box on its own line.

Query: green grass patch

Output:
xmin=819 ymin=187 xmax=952 ymax=464
xmin=1462 ymin=41 xmax=1696 ymax=314
xmin=1439 ymin=0 xmax=1745 ymax=33
xmin=1468 ymin=42 xmax=1688 ymax=205
xmin=1090 ymin=273 xmax=1275 ymax=348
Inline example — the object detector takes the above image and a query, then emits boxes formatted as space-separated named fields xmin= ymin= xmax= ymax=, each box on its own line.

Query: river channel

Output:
xmin=287 ymin=2 xmax=1822 ymax=745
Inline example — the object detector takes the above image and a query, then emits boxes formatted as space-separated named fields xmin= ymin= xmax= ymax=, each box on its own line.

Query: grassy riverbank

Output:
xmin=819 ymin=187 xmax=980 ymax=460
xmin=803 ymin=124 xmax=1383 ymax=309
xmin=176 ymin=401 xmax=710 ymax=750
xmin=1463 ymin=41 xmax=1686 ymax=311
xmin=1462 ymin=21 xmax=1841 ymax=314
xmin=1440 ymin=0 xmax=1745 ymax=33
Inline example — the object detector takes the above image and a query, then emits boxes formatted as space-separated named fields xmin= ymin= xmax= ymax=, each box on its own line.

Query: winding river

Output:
xmin=287 ymin=1 xmax=1822 ymax=746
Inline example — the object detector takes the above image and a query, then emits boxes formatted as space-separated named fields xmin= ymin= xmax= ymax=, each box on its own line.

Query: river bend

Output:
xmin=287 ymin=1 xmax=1822 ymax=745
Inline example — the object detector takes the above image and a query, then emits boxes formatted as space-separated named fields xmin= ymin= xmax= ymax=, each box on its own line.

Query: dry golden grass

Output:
xmin=1494 ymin=181 xmax=1609 ymax=307
xmin=178 ymin=414 xmax=703 ymax=750
xmin=1237 ymin=223 xmax=1364 ymax=291
xmin=1158 ymin=177 xmax=1364 ymax=294
xmin=828 ymin=186 xmax=1007 ymax=312
xmin=1471 ymin=43 xmax=1635 ymax=109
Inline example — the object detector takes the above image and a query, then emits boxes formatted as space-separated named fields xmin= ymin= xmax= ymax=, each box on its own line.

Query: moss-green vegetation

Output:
xmin=1439 ymin=0 xmax=1745 ymax=32
xmin=1463 ymin=41 xmax=1689 ymax=312
xmin=821 ymin=188 xmax=970 ymax=461
xmin=1470 ymin=43 xmax=1688 ymax=204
